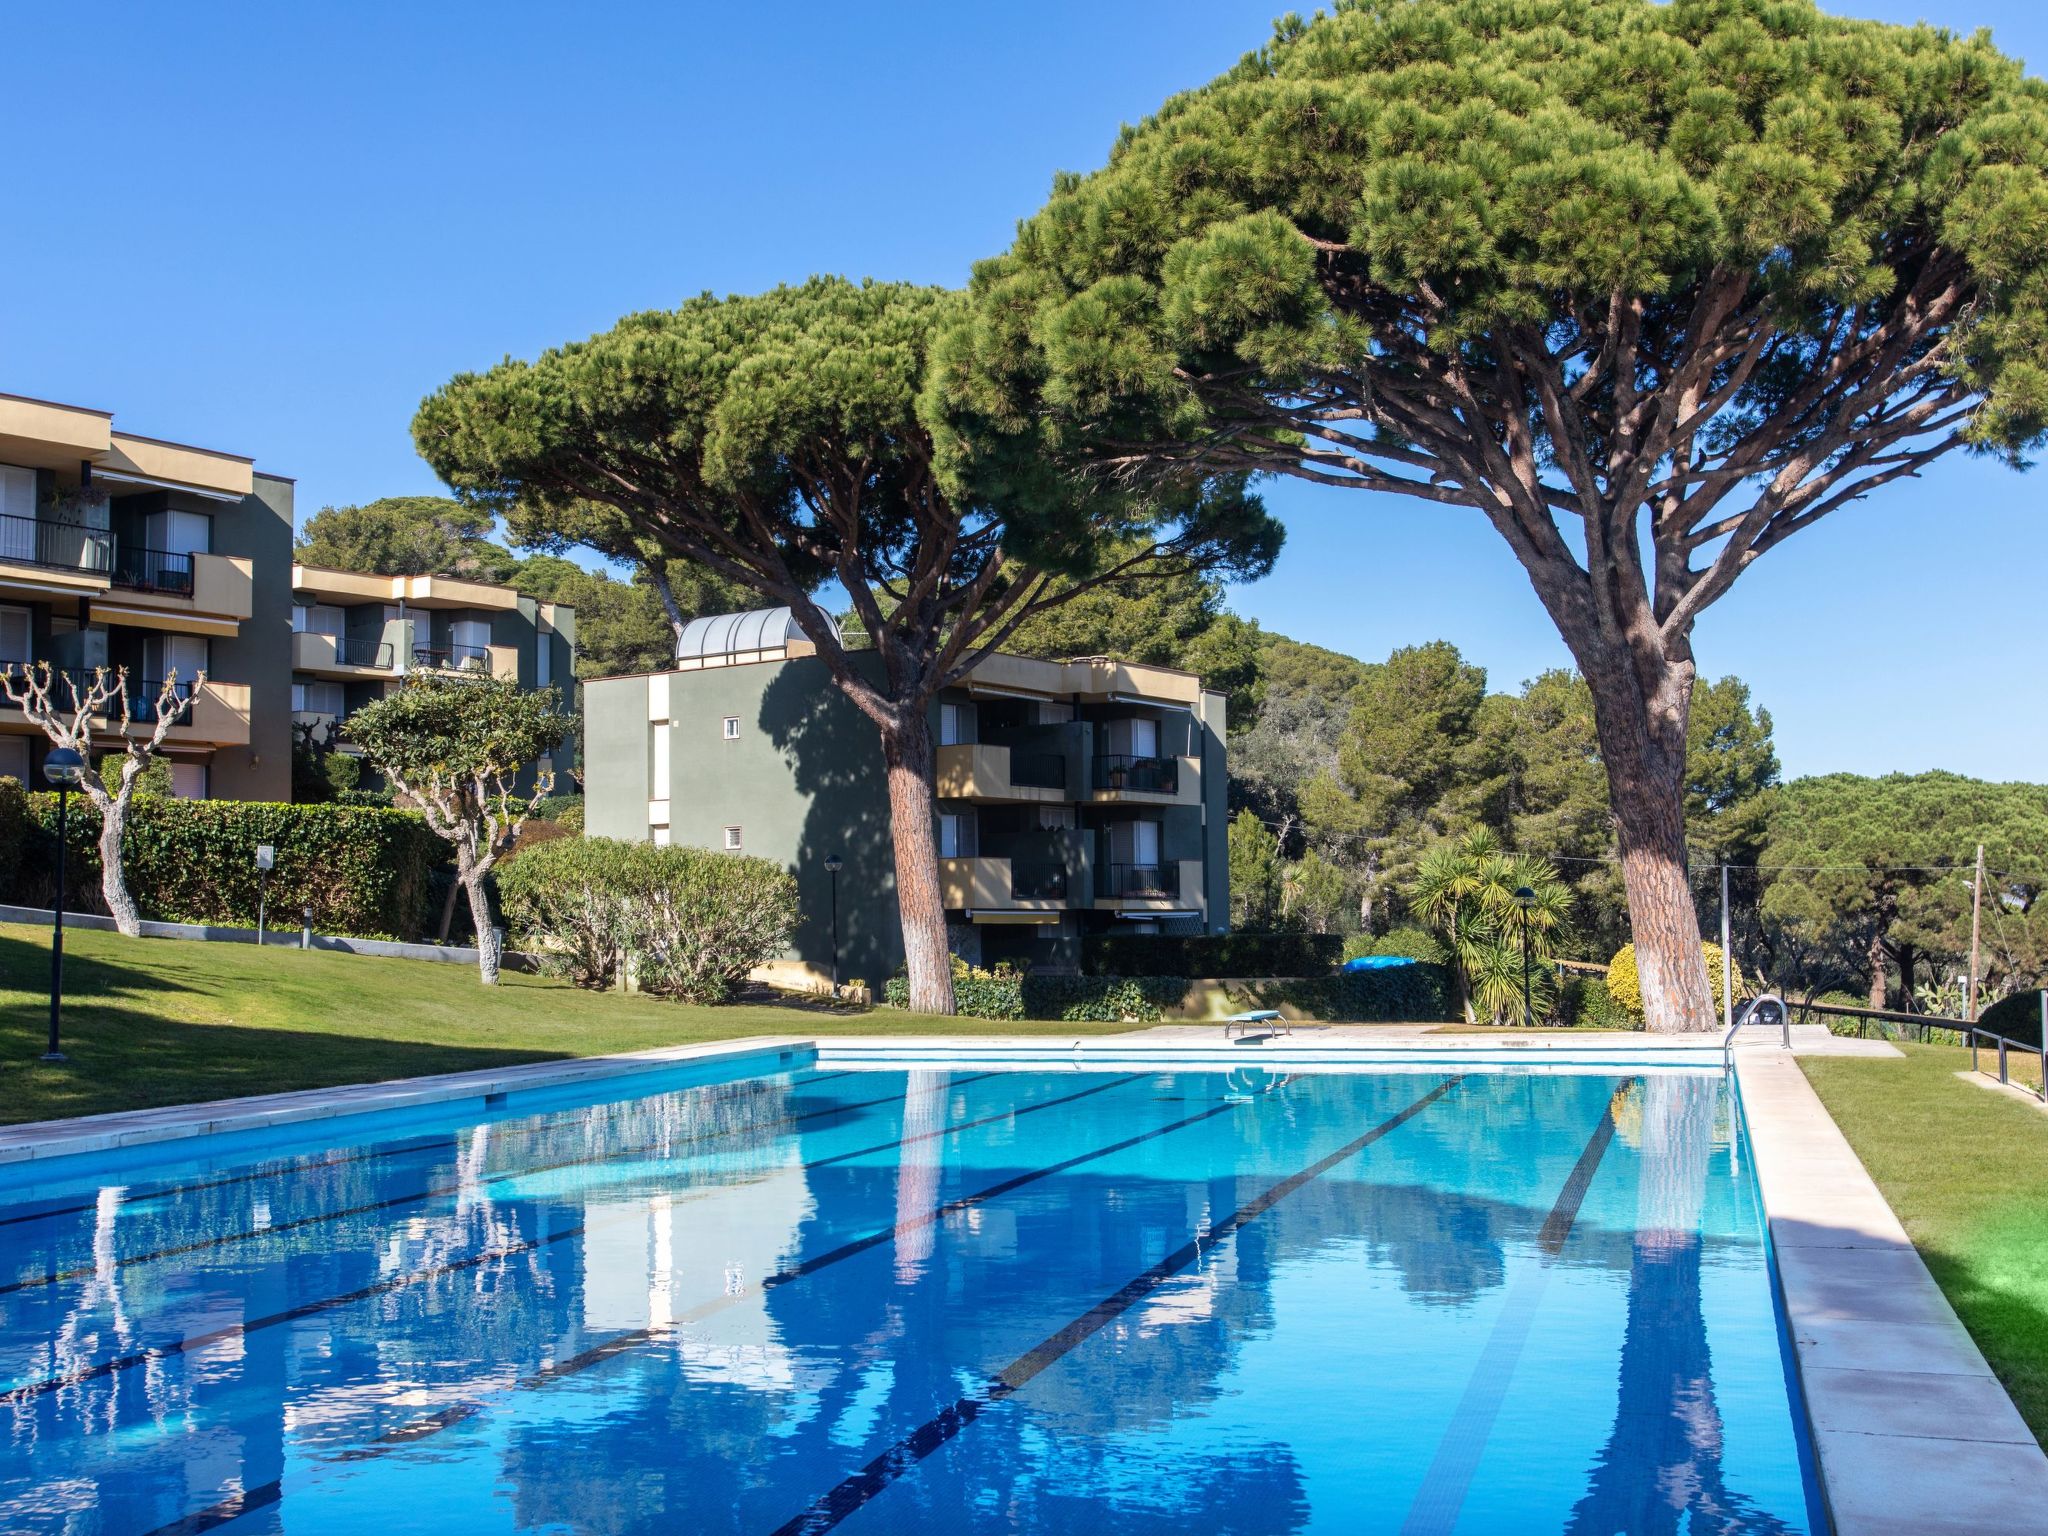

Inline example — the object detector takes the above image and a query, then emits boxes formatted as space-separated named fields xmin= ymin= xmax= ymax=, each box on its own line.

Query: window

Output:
xmin=651 ymin=722 xmax=670 ymax=792
xmin=144 ymin=634 xmax=208 ymax=684
xmin=0 ymin=466 xmax=35 ymax=544
xmin=293 ymin=679 xmax=344 ymax=716
xmin=0 ymin=604 xmax=30 ymax=667
xmin=1130 ymin=717 xmax=1160 ymax=759
xmin=938 ymin=813 xmax=963 ymax=858
xmin=145 ymin=509 xmax=211 ymax=557
xmin=938 ymin=701 xmax=964 ymax=746
xmin=723 ymin=826 xmax=743 ymax=852
xmin=168 ymin=762 xmax=208 ymax=800
xmin=722 ymin=715 xmax=740 ymax=740
xmin=0 ymin=736 xmax=27 ymax=784
xmin=1131 ymin=819 xmax=1162 ymax=867
xmin=293 ymin=603 xmax=345 ymax=637
xmin=450 ymin=617 xmax=491 ymax=668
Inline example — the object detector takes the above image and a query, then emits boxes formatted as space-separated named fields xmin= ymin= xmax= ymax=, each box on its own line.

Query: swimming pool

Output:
xmin=0 ymin=1055 xmax=1822 ymax=1534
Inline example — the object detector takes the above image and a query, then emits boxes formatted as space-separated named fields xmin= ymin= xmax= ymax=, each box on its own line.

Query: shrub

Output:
xmin=1252 ymin=963 xmax=1452 ymax=1023
xmin=1082 ymin=931 xmax=1341 ymax=978
xmin=22 ymin=794 xmax=442 ymax=939
xmin=1978 ymin=989 xmax=2043 ymax=1049
xmin=535 ymin=793 xmax=585 ymax=832
xmin=0 ymin=776 xmax=25 ymax=901
xmin=1556 ymin=973 xmax=1634 ymax=1030
xmin=1359 ymin=925 xmax=1449 ymax=965
xmin=497 ymin=836 xmax=796 ymax=1003
xmin=1607 ymin=941 xmax=1749 ymax=1021
xmin=884 ymin=957 xmax=1025 ymax=1019
xmin=1023 ymin=973 xmax=1186 ymax=1022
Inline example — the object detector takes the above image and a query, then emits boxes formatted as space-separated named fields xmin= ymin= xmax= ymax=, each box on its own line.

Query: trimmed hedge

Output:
xmin=0 ymin=777 xmax=26 ymax=903
xmin=884 ymin=962 xmax=1187 ymax=1023
xmin=18 ymin=793 xmax=443 ymax=940
xmin=1235 ymin=963 xmax=1453 ymax=1023
xmin=1082 ymin=931 xmax=1342 ymax=978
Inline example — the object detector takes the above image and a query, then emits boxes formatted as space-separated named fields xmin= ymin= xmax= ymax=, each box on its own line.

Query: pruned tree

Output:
xmin=414 ymin=277 xmax=1279 ymax=1013
xmin=346 ymin=675 xmax=572 ymax=984
xmin=0 ymin=662 xmax=204 ymax=935
xmin=941 ymin=0 xmax=2048 ymax=1028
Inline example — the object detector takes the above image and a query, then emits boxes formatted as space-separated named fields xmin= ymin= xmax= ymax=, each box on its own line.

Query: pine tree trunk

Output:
xmin=880 ymin=709 xmax=955 ymax=1016
xmin=98 ymin=795 xmax=142 ymax=937
xmin=436 ymin=878 xmax=462 ymax=943
xmin=1581 ymin=644 xmax=1716 ymax=1033
xmin=1868 ymin=932 xmax=1889 ymax=1010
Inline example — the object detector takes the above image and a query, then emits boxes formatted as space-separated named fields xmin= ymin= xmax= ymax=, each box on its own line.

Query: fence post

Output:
xmin=1998 ymin=1035 xmax=2008 ymax=1085
xmin=2040 ymin=993 xmax=2046 ymax=1102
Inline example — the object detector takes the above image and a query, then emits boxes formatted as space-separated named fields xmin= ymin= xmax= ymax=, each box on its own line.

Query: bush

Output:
xmin=497 ymin=836 xmax=795 ymax=1003
xmin=1606 ymin=941 xmax=1748 ymax=1022
xmin=0 ymin=776 xmax=25 ymax=901
xmin=21 ymin=794 xmax=442 ymax=939
xmin=1978 ymin=989 xmax=2044 ymax=1049
xmin=883 ymin=957 xmax=1025 ymax=1019
xmin=1347 ymin=925 xmax=1449 ymax=966
xmin=882 ymin=963 xmax=1187 ymax=1023
xmin=535 ymin=793 xmax=585 ymax=832
xmin=1082 ymin=931 xmax=1342 ymax=978
xmin=1248 ymin=963 xmax=1452 ymax=1023
xmin=1556 ymin=973 xmax=1634 ymax=1030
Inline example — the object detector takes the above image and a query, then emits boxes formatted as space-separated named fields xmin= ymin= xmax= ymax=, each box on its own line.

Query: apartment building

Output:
xmin=0 ymin=392 xmax=292 ymax=799
xmin=0 ymin=390 xmax=575 ymax=801
xmin=290 ymin=563 xmax=575 ymax=786
xmin=584 ymin=607 xmax=1229 ymax=985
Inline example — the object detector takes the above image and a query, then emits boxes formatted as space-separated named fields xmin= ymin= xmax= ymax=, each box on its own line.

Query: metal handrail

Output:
xmin=111 ymin=545 xmax=196 ymax=596
xmin=1093 ymin=753 xmax=1179 ymax=794
xmin=1100 ymin=862 xmax=1178 ymax=899
xmin=1722 ymin=992 xmax=1790 ymax=1067
xmin=1008 ymin=861 xmax=1068 ymax=900
xmin=412 ymin=643 xmax=492 ymax=674
xmin=1969 ymin=996 xmax=2047 ymax=1102
xmin=0 ymin=514 xmax=114 ymax=576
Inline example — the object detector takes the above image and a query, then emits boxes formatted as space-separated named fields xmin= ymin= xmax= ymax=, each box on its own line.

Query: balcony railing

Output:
xmin=1099 ymin=862 xmax=1180 ymax=899
xmin=111 ymin=545 xmax=196 ymax=596
xmin=1009 ymin=861 xmax=1069 ymax=900
xmin=412 ymin=643 xmax=492 ymax=674
xmin=0 ymin=515 xmax=113 ymax=576
xmin=126 ymin=677 xmax=198 ymax=724
xmin=1008 ymin=751 xmax=1067 ymax=791
xmin=332 ymin=634 xmax=394 ymax=668
xmin=1093 ymin=754 xmax=1179 ymax=794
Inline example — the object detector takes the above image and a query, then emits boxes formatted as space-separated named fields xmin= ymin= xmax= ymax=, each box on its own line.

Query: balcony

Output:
xmin=0 ymin=669 xmax=250 ymax=748
xmin=1088 ymin=753 xmax=1198 ymax=805
xmin=110 ymin=545 xmax=194 ymax=597
xmin=1098 ymin=862 xmax=1180 ymax=899
xmin=413 ymin=642 xmax=493 ymax=676
xmin=294 ymin=630 xmax=396 ymax=676
xmin=939 ymin=856 xmax=1071 ymax=912
xmin=935 ymin=743 xmax=1071 ymax=803
xmin=0 ymin=514 xmax=113 ymax=585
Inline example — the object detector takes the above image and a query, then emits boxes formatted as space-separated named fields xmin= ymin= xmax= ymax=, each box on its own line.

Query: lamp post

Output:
xmin=42 ymin=745 xmax=85 ymax=1063
xmin=823 ymin=852 xmax=844 ymax=996
xmin=255 ymin=844 xmax=275 ymax=945
xmin=1512 ymin=885 xmax=1537 ymax=1028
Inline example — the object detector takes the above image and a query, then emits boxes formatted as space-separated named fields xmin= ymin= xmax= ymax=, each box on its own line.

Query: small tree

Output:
xmin=346 ymin=676 xmax=571 ymax=983
xmin=1227 ymin=808 xmax=1284 ymax=929
xmin=0 ymin=663 xmax=204 ymax=935
xmin=1412 ymin=832 xmax=1572 ymax=1026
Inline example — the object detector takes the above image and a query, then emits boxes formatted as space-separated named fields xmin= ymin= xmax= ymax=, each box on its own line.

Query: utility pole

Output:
xmin=1967 ymin=841 xmax=1986 ymax=1021
xmin=1721 ymin=863 xmax=1733 ymax=1034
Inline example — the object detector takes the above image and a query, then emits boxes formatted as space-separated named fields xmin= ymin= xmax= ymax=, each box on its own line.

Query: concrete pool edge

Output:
xmin=0 ymin=1035 xmax=818 ymax=1167
xmin=1733 ymin=1048 xmax=2048 ymax=1535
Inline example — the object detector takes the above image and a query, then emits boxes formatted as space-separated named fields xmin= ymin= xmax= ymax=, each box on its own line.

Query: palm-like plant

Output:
xmin=1411 ymin=830 xmax=1573 ymax=1025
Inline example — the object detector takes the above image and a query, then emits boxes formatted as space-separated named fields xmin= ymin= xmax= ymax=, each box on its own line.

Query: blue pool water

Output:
xmin=0 ymin=1058 xmax=1822 ymax=1534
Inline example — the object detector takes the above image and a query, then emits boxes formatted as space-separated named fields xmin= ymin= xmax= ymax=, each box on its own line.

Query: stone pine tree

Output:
xmin=414 ymin=278 xmax=1279 ymax=1014
xmin=939 ymin=0 xmax=2048 ymax=1030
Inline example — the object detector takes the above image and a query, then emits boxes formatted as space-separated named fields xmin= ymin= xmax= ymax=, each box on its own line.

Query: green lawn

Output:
xmin=0 ymin=923 xmax=1129 ymax=1126
xmin=1801 ymin=1043 xmax=2048 ymax=1443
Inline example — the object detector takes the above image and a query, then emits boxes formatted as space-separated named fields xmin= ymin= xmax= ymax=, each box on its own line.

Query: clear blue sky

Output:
xmin=4 ymin=1 xmax=2043 ymax=782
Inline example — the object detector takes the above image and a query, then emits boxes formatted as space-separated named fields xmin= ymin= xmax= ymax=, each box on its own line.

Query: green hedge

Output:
xmin=0 ymin=778 xmax=26 ymax=903
xmin=18 ymin=793 xmax=443 ymax=940
xmin=1554 ymin=973 xmax=1636 ymax=1030
xmin=1970 ymin=989 xmax=2041 ymax=1049
xmin=1344 ymin=925 xmax=1449 ymax=966
xmin=1082 ymin=931 xmax=1342 ymax=978
xmin=1234 ymin=963 xmax=1452 ymax=1023
xmin=883 ymin=964 xmax=1188 ymax=1023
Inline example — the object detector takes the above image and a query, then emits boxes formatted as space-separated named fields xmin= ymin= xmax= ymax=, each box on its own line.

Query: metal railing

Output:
xmin=1720 ymin=992 xmax=1789 ymax=1067
xmin=1008 ymin=752 xmax=1067 ymax=791
xmin=110 ymin=545 xmax=196 ymax=596
xmin=1099 ymin=862 xmax=1179 ymax=899
xmin=0 ymin=514 xmax=114 ymax=576
xmin=325 ymin=634 xmax=394 ymax=668
xmin=412 ymin=643 xmax=492 ymax=674
xmin=1009 ymin=861 xmax=1069 ymax=900
xmin=1093 ymin=753 xmax=1179 ymax=794
xmin=1970 ymin=994 xmax=2046 ymax=1101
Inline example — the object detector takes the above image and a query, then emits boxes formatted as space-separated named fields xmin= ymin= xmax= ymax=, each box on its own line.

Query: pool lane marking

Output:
xmin=0 ymin=1073 xmax=990 ymax=1296
xmin=763 ymin=1074 xmax=1466 ymax=1536
xmin=308 ymin=1074 xmax=1242 ymax=1463
xmin=135 ymin=1478 xmax=282 ymax=1536
xmin=1397 ymin=1079 xmax=1636 ymax=1536
xmin=0 ymin=1069 xmax=862 ymax=1234
xmin=1 ymin=1072 xmax=1135 ymax=1404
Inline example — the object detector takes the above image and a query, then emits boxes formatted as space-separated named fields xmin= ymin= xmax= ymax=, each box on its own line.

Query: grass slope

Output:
xmin=0 ymin=924 xmax=1125 ymax=1126
xmin=1801 ymin=1043 xmax=2048 ymax=1444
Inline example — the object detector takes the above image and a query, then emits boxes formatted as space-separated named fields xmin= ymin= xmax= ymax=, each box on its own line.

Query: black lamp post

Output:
xmin=1512 ymin=885 xmax=1537 ymax=1027
xmin=255 ymin=843 xmax=275 ymax=945
xmin=42 ymin=745 xmax=85 ymax=1063
xmin=823 ymin=852 xmax=844 ymax=996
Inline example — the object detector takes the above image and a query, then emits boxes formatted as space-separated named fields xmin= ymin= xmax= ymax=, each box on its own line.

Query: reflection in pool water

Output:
xmin=0 ymin=1064 xmax=1819 ymax=1534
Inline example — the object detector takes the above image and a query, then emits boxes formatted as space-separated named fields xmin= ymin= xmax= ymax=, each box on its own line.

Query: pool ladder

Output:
xmin=1721 ymin=993 xmax=1791 ymax=1067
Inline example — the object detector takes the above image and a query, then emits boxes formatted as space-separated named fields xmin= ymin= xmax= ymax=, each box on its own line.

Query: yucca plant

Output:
xmin=1411 ymin=831 xmax=1573 ymax=1026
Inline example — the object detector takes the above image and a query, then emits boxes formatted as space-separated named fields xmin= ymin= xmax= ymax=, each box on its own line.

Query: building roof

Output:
xmin=673 ymin=606 xmax=828 ymax=660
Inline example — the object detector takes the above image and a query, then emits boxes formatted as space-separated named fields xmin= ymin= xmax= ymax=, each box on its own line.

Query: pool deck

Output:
xmin=3 ymin=1021 xmax=2042 ymax=1531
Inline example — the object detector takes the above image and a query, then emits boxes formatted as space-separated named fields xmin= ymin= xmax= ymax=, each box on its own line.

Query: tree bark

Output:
xmin=1868 ymin=931 xmax=1890 ymax=1010
xmin=459 ymin=850 xmax=500 ymax=985
xmin=879 ymin=709 xmax=956 ymax=1015
xmin=649 ymin=564 xmax=689 ymax=658
xmin=97 ymin=796 xmax=141 ymax=937
xmin=436 ymin=878 xmax=462 ymax=943
xmin=1579 ymin=643 xmax=1717 ymax=1033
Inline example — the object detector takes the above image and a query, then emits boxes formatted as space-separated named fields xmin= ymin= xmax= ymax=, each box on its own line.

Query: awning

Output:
xmin=966 ymin=910 xmax=1062 ymax=925
xmin=86 ymin=600 xmax=241 ymax=639
xmin=1115 ymin=910 xmax=1202 ymax=921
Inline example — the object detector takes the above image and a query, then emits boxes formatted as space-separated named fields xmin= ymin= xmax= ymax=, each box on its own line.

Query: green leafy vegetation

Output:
xmin=0 ymin=925 xmax=1129 ymax=1126
xmin=1802 ymin=1046 xmax=2048 ymax=1443
xmin=496 ymin=835 xmax=796 ymax=1003
xmin=1082 ymin=930 xmax=1342 ymax=979
xmin=1413 ymin=831 xmax=1572 ymax=1026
